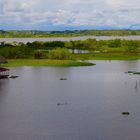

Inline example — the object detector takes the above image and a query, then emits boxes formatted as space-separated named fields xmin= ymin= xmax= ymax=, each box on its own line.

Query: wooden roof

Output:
xmin=0 ymin=67 xmax=9 ymax=72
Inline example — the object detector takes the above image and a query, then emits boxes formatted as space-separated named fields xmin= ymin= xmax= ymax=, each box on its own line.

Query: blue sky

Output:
xmin=0 ymin=0 xmax=140 ymax=30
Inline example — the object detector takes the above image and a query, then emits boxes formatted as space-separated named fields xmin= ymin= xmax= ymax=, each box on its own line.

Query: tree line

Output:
xmin=1 ymin=30 xmax=140 ymax=37
xmin=0 ymin=39 xmax=140 ymax=59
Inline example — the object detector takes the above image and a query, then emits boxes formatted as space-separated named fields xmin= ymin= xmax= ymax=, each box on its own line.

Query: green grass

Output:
xmin=1 ymin=52 xmax=140 ymax=68
xmin=73 ymin=53 xmax=140 ymax=60
xmin=2 ymin=59 xmax=95 ymax=67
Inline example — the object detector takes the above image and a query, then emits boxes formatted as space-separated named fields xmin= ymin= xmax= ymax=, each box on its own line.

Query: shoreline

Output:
xmin=2 ymin=59 xmax=95 ymax=67
xmin=2 ymin=55 xmax=140 ymax=68
xmin=1 ymin=36 xmax=140 ymax=43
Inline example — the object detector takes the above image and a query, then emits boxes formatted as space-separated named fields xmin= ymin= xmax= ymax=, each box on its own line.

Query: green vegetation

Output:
xmin=2 ymin=59 xmax=94 ymax=67
xmin=73 ymin=52 xmax=140 ymax=60
xmin=1 ymin=30 xmax=140 ymax=38
xmin=126 ymin=71 xmax=140 ymax=75
xmin=1 ymin=39 xmax=140 ymax=57
xmin=122 ymin=112 xmax=130 ymax=115
xmin=49 ymin=48 xmax=71 ymax=60
xmin=1 ymin=38 xmax=140 ymax=67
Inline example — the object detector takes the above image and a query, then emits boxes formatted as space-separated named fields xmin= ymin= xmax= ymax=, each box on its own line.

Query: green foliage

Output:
xmin=108 ymin=39 xmax=121 ymax=48
xmin=49 ymin=48 xmax=72 ymax=60
xmin=2 ymin=59 xmax=94 ymax=67
xmin=69 ymin=40 xmax=76 ymax=53
xmin=123 ymin=40 xmax=140 ymax=53
xmin=27 ymin=41 xmax=44 ymax=49
xmin=27 ymin=41 xmax=65 ymax=49
xmin=0 ymin=43 xmax=32 ymax=58
xmin=2 ymin=30 xmax=140 ymax=37
xmin=85 ymin=39 xmax=97 ymax=50
xmin=0 ymin=39 xmax=140 ymax=60
xmin=34 ymin=50 xmax=48 ymax=59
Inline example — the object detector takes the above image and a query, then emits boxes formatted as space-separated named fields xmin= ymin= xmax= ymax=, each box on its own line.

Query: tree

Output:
xmin=49 ymin=48 xmax=71 ymax=60
xmin=34 ymin=50 xmax=47 ymax=59
xmin=108 ymin=39 xmax=121 ymax=48
xmin=70 ymin=40 xmax=76 ymax=54
xmin=86 ymin=39 xmax=97 ymax=50
xmin=125 ymin=40 xmax=139 ymax=53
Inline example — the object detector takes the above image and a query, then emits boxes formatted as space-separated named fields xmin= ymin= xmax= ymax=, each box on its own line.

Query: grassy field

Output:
xmin=73 ymin=53 xmax=140 ymax=60
xmin=2 ymin=59 xmax=95 ymax=67
xmin=1 ymin=53 xmax=140 ymax=68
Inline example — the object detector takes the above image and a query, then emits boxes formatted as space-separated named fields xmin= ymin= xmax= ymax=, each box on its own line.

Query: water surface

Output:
xmin=0 ymin=61 xmax=140 ymax=140
xmin=1 ymin=36 xmax=140 ymax=43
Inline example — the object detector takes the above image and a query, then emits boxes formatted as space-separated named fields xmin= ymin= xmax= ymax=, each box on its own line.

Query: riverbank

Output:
xmin=2 ymin=53 xmax=140 ymax=68
xmin=2 ymin=36 xmax=140 ymax=43
xmin=73 ymin=53 xmax=140 ymax=60
xmin=2 ymin=59 xmax=95 ymax=67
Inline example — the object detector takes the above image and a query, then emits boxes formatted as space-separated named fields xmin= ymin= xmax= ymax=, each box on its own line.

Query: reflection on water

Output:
xmin=0 ymin=80 xmax=9 ymax=96
xmin=0 ymin=61 xmax=140 ymax=140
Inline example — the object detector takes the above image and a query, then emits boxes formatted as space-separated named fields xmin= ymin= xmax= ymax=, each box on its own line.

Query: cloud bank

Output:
xmin=0 ymin=0 xmax=140 ymax=30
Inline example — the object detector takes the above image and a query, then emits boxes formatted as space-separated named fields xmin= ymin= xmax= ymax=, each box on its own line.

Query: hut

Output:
xmin=0 ymin=67 xmax=9 ymax=78
xmin=0 ymin=56 xmax=9 ymax=79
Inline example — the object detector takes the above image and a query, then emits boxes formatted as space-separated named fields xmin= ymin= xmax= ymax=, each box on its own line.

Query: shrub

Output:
xmin=49 ymin=48 xmax=72 ymax=60
xmin=34 ymin=50 xmax=47 ymax=59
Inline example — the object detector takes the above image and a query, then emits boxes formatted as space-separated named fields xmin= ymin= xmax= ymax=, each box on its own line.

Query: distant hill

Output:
xmin=0 ymin=30 xmax=140 ymax=37
xmin=0 ymin=30 xmax=8 ymax=34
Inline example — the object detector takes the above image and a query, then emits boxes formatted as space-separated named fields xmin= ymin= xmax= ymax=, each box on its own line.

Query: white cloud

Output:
xmin=106 ymin=0 xmax=140 ymax=11
xmin=0 ymin=0 xmax=140 ymax=30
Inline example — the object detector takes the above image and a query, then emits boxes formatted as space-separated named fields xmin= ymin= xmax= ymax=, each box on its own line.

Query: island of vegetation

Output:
xmin=0 ymin=37 xmax=140 ymax=67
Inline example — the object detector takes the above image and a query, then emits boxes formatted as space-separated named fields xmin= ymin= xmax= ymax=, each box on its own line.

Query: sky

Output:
xmin=0 ymin=0 xmax=140 ymax=30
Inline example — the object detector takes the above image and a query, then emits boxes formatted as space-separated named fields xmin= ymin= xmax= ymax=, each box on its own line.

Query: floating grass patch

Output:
xmin=122 ymin=112 xmax=130 ymax=116
xmin=2 ymin=59 xmax=95 ymax=67
xmin=57 ymin=102 xmax=68 ymax=106
xmin=60 ymin=78 xmax=67 ymax=80
xmin=126 ymin=71 xmax=140 ymax=75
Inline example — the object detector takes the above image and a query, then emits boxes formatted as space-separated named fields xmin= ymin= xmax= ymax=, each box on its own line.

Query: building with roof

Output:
xmin=0 ymin=56 xmax=9 ymax=78
xmin=0 ymin=67 xmax=9 ymax=78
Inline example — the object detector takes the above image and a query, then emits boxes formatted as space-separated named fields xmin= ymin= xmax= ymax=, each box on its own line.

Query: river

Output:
xmin=1 ymin=36 xmax=140 ymax=43
xmin=0 ymin=60 xmax=140 ymax=140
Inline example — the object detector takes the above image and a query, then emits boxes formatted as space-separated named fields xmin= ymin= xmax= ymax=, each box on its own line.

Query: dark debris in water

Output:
xmin=122 ymin=112 xmax=130 ymax=116
xmin=60 ymin=78 xmax=67 ymax=80
xmin=57 ymin=102 xmax=68 ymax=106
xmin=125 ymin=71 xmax=140 ymax=75
xmin=9 ymin=75 xmax=19 ymax=79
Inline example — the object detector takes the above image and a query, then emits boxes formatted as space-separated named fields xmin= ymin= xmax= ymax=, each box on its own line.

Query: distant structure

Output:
xmin=0 ymin=55 xmax=9 ymax=79
xmin=0 ymin=67 xmax=9 ymax=78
